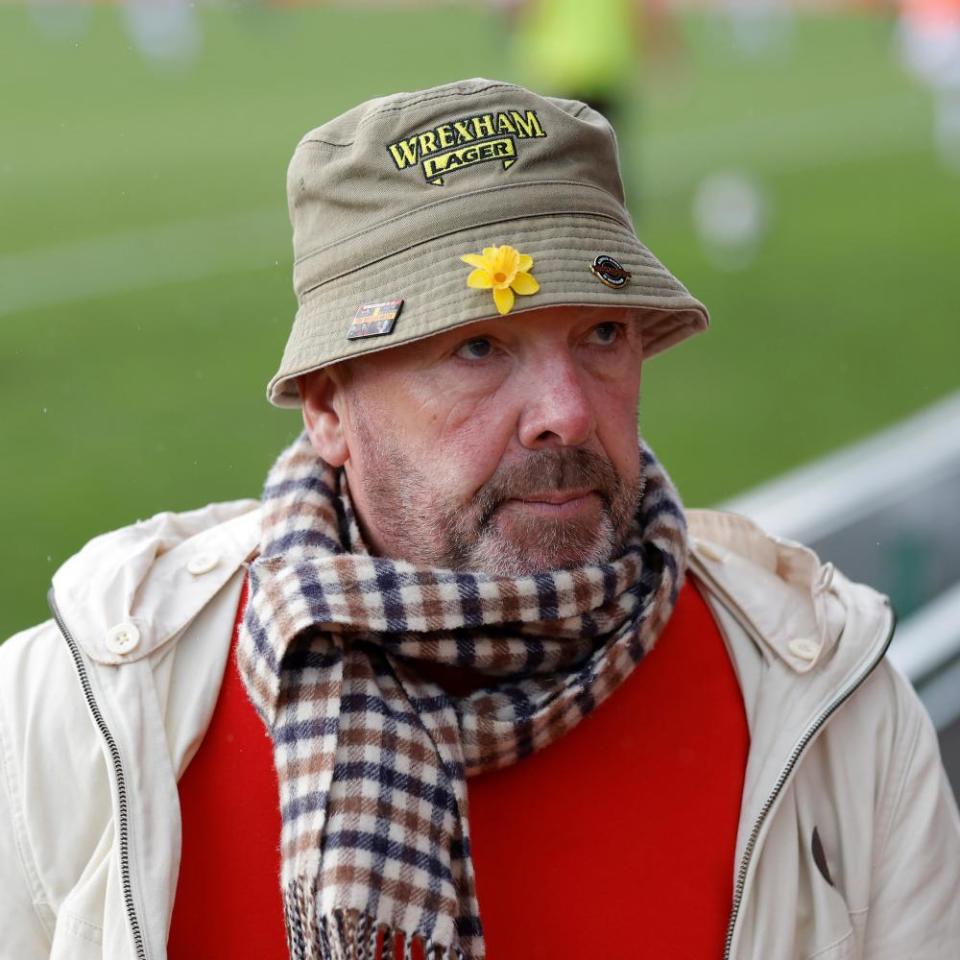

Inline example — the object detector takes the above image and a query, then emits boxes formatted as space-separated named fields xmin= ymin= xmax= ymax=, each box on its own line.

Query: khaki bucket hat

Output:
xmin=268 ymin=77 xmax=709 ymax=407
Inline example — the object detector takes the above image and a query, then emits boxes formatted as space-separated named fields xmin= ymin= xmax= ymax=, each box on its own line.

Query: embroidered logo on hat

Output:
xmin=591 ymin=255 xmax=632 ymax=289
xmin=386 ymin=109 xmax=547 ymax=185
xmin=347 ymin=300 xmax=404 ymax=340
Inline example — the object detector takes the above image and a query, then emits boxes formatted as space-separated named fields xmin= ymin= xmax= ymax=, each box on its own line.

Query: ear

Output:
xmin=299 ymin=369 xmax=350 ymax=467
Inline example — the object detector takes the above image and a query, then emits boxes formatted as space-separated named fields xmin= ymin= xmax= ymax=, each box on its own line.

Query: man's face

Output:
xmin=301 ymin=305 xmax=646 ymax=575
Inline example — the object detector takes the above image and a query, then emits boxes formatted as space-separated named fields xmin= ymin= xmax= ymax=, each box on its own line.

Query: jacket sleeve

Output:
xmin=0 ymin=707 xmax=52 ymax=959
xmin=861 ymin=663 xmax=960 ymax=958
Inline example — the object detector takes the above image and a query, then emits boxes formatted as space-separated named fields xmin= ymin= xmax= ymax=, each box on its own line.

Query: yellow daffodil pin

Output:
xmin=460 ymin=244 xmax=540 ymax=316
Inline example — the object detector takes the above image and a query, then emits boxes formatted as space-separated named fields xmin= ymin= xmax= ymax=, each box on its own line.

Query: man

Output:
xmin=1 ymin=78 xmax=958 ymax=960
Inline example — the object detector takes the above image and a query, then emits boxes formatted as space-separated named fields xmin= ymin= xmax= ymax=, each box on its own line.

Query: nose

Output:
xmin=516 ymin=352 xmax=596 ymax=450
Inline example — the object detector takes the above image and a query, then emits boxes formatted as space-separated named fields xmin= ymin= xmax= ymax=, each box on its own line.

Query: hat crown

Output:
xmin=287 ymin=78 xmax=629 ymax=300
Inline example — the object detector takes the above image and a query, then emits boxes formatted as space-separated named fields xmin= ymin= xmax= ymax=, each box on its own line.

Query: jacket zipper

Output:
xmin=48 ymin=589 xmax=149 ymax=960
xmin=722 ymin=604 xmax=898 ymax=960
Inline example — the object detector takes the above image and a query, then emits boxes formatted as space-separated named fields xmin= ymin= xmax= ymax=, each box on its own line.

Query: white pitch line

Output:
xmin=643 ymin=91 xmax=930 ymax=196
xmin=0 ymin=205 xmax=288 ymax=320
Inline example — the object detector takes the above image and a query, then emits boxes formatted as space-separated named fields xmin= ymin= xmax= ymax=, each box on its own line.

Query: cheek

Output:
xmin=365 ymin=379 xmax=517 ymax=499
xmin=429 ymin=395 xmax=516 ymax=495
xmin=591 ymin=370 xmax=642 ymax=475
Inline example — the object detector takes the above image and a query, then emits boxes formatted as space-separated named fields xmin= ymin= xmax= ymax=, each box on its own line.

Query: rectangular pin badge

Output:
xmin=347 ymin=299 xmax=403 ymax=340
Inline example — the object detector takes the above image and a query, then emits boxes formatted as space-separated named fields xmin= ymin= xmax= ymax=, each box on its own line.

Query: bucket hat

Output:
xmin=269 ymin=77 xmax=708 ymax=406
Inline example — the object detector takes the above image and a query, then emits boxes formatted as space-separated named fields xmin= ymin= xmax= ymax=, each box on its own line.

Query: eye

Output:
xmin=455 ymin=337 xmax=495 ymax=361
xmin=586 ymin=322 xmax=624 ymax=345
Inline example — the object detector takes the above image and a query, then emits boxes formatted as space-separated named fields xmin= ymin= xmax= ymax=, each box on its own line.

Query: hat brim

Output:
xmin=268 ymin=212 xmax=708 ymax=407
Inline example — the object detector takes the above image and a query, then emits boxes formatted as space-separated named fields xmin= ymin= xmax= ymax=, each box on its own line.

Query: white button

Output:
xmin=817 ymin=562 xmax=835 ymax=593
xmin=696 ymin=540 xmax=727 ymax=563
xmin=187 ymin=551 xmax=219 ymax=576
xmin=106 ymin=622 xmax=141 ymax=655
xmin=789 ymin=637 xmax=820 ymax=661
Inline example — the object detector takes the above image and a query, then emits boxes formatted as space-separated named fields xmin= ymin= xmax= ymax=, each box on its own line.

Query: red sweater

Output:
xmin=170 ymin=577 xmax=748 ymax=959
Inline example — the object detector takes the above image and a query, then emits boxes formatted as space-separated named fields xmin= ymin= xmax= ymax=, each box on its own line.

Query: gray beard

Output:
xmin=348 ymin=410 xmax=643 ymax=575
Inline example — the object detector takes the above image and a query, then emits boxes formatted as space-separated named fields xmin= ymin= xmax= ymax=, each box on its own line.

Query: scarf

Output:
xmin=237 ymin=431 xmax=689 ymax=960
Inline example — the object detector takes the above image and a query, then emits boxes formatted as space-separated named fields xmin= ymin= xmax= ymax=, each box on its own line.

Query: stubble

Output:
xmin=347 ymin=408 xmax=643 ymax=575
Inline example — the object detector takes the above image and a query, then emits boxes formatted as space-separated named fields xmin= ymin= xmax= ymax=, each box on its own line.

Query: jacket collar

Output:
xmin=687 ymin=509 xmax=850 ymax=674
xmin=49 ymin=501 xmax=884 ymax=674
xmin=51 ymin=500 xmax=261 ymax=664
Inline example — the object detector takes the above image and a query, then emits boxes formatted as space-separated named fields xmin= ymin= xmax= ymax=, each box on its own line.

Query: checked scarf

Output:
xmin=237 ymin=431 xmax=689 ymax=960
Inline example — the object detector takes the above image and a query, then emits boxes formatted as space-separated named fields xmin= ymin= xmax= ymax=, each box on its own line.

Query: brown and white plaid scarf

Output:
xmin=237 ymin=431 xmax=689 ymax=960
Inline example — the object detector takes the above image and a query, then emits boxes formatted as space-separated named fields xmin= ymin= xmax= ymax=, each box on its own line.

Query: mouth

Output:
xmin=502 ymin=489 xmax=599 ymax=518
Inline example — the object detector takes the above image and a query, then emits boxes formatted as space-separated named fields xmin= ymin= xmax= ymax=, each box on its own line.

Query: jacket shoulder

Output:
xmin=0 ymin=499 xmax=262 ymax=932
xmin=0 ymin=618 xmax=87 ymax=749
xmin=50 ymin=499 xmax=260 ymax=666
xmin=0 ymin=615 xmax=111 ymax=930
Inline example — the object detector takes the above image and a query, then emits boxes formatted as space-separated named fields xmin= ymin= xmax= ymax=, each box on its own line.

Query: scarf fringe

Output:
xmin=285 ymin=882 xmax=467 ymax=960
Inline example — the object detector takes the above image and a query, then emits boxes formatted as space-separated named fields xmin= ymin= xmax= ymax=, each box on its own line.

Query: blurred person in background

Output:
xmin=897 ymin=0 xmax=960 ymax=169
xmin=1 ymin=78 xmax=959 ymax=960
xmin=505 ymin=0 xmax=682 ymax=208
xmin=509 ymin=0 xmax=643 ymax=123
xmin=122 ymin=0 xmax=202 ymax=66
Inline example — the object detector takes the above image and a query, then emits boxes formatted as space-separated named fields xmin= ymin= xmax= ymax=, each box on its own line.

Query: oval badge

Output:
xmin=591 ymin=254 xmax=632 ymax=289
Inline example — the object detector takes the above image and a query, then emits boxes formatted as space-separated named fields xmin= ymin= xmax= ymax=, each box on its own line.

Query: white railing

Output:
xmin=719 ymin=390 xmax=960 ymax=730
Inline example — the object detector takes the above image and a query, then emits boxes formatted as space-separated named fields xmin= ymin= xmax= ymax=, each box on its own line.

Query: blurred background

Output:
xmin=1 ymin=0 xmax=959 ymax=790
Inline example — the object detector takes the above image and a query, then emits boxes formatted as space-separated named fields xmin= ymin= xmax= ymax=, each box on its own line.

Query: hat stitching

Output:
xmin=298 ymin=242 xmax=684 ymax=314
xmin=293 ymin=268 xmax=700 ymax=333
xmin=296 ymin=251 xmax=685 ymax=315
xmin=296 ymin=213 xmax=643 ymax=298
xmin=292 ymin=179 xmax=627 ymax=267
xmin=293 ymin=214 xmax=648 ymax=282
xmin=297 ymin=221 xmax=667 ymax=280
xmin=301 ymin=220 xmax=663 ymax=295
xmin=298 ymin=263 xmax=675 ymax=323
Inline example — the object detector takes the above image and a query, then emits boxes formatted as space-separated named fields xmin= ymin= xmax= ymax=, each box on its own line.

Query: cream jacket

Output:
xmin=1 ymin=501 xmax=959 ymax=960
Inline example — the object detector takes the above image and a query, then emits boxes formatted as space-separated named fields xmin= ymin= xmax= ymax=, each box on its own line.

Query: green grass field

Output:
xmin=2 ymin=4 xmax=957 ymax=639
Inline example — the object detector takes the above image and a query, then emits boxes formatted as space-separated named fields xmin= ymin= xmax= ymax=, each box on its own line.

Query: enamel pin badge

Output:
xmin=347 ymin=299 xmax=404 ymax=339
xmin=591 ymin=255 xmax=632 ymax=289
